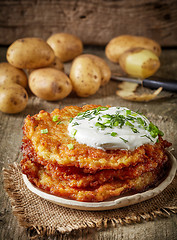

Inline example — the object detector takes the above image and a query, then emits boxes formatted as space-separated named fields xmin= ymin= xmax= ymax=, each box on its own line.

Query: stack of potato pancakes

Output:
xmin=21 ymin=105 xmax=171 ymax=202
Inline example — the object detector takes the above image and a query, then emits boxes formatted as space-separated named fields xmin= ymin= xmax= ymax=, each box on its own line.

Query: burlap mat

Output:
xmin=3 ymin=163 xmax=177 ymax=239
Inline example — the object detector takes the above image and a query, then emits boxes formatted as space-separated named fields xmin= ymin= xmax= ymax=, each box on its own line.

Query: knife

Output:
xmin=111 ymin=75 xmax=177 ymax=93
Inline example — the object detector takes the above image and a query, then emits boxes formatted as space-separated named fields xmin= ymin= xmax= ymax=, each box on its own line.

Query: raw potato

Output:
xmin=105 ymin=35 xmax=161 ymax=63
xmin=69 ymin=56 xmax=102 ymax=97
xmin=26 ymin=56 xmax=64 ymax=75
xmin=81 ymin=54 xmax=111 ymax=86
xmin=0 ymin=83 xmax=28 ymax=113
xmin=119 ymin=48 xmax=160 ymax=79
xmin=7 ymin=38 xmax=55 ymax=69
xmin=29 ymin=68 xmax=72 ymax=101
xmin=47 ymin=33 xmax=83 ymax=62
xmin=0 ymin=62 xmax=28 ymax=88
xmin=49 ymin=56 xmax=64 ymax=71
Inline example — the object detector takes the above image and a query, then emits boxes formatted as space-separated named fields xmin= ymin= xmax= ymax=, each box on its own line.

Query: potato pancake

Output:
xmin=22 ymin=105 xmax=171 ymax=171
xmin=21 ymin=137 xmax=169 ymax=189
xmin=21 ymin=105 xmax=171 ymax=202
xmin=21 ymin=157 xmax=166 ymax=202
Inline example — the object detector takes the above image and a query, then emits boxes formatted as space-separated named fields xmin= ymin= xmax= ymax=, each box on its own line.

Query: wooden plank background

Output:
xmin=0 ymin=0 xmax=177 ymax=46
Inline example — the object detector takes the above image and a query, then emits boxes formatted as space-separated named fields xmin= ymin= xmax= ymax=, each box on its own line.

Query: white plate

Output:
xmin=23 ymin=151 xmax=176 ymax=211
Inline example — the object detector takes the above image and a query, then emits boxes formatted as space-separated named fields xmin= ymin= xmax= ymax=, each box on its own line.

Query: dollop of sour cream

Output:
xmin=68 ymin=107 xmax=163 ymax=151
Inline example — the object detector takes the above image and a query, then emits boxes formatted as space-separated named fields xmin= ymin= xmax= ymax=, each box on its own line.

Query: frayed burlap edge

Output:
xmin=3 ymin=163 xmax=177 ymax=239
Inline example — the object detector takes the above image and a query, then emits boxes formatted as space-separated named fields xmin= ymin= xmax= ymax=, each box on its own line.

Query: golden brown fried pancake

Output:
xmin=21 ymin=157 xmax=163 ymax=202
xmin=21 ymin=105 xmax=171 ymax=202
xmin=21 ymin=137 xmax=168 ymax=189
xmin=22 ymin=105 xmax=171 ymax=171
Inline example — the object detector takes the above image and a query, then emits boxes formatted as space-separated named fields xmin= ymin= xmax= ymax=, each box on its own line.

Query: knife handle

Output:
xmin=143 ymin=78 xmax=177 ymax=92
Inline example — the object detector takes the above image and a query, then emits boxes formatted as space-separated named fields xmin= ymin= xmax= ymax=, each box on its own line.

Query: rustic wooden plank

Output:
xmin=0 ymin=46 xmax=177 ymax=240
xmin=0 ymin=0 xmax=177 ymax=46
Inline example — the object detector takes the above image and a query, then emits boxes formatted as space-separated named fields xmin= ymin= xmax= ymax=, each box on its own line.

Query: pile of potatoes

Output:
xmin=0 ymin=33 xmax=111 ymax=114
xmin=105 ymin=35 xmax=161 ymax=79
xmin=0 ymin=33 xmax=161 ymax=114
xmin=0 ymin=63 xmax=28 ymax=113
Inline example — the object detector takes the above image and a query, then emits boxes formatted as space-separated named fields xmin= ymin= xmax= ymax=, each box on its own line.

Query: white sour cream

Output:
xmin=68 ymin=107 xmax=159 ymax=150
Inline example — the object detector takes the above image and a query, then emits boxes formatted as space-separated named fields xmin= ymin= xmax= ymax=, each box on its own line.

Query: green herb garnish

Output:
xmin=70 ymin=117 xmax=73 ymax=123
xmin=131 ymin=127 xmax=139 ymax=133
xmin=125 ymin=121 xmax=134 ymax=127
xmin=126 ymin=110 xmax=131 ymax=116
xmin=141 ymin=134 xmax=153 ymax=142
xmin=111 ymin=132 xmax=118 ymax=137
xmin=137 ymin=117 xmax=144 ymax=126
xmin=72 ymin=122 xmax=79 ymax=126
xmin=67 ymin=143 xmax=74 ymax=150
xmin=147 ymin=122 xmax=164 ymax=138
xmin=95 ymin=122 xmax=106 ymax=130
xmin=71 ymin=129 xmax=77 ymax=136
xmin=131 ymin=112 xmax=138 ymax=117
xmin=119 ymin=137 xmax=128 ymax=143
xmin=52 ymin=115 xmax=59 ymax=122
xmin=41 ymin=128 xmax=48 ymax=134
xmin=158 ymin=130 xmax=164 ymax=136
xmin=102 ymin=114 xmax=111 ymax=118
xmin=76 ymin=107 xmax=108 ymax=120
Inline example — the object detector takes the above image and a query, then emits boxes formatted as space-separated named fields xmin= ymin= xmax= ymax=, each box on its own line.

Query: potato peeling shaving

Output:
xmin=116 ymin=81 xmax=162 ymax=102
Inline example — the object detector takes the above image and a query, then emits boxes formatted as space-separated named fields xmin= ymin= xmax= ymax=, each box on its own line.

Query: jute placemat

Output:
xmin=3 ymin=163 xmax=177 ymax=239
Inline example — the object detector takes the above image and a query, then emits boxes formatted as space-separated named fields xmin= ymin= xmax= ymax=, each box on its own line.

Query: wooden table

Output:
xmin=0 ymin=46 xmax=177 ymax=240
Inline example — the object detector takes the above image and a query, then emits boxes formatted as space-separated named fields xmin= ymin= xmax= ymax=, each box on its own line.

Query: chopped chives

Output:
xmin=52 ymin=115 xmax=59 ymax=122
xmin=41 ymin=128 xmax=48 ymax=134
xmin=137 ymin=117 xmax=145 ymax=126
xmin=125 ymin=121 xmax=134 ymax=127
xmin=70 ymin=108 xmax=164 ymax=144
xmin=131 ymin=113 xmax=138 ymax=117
xmin=119 ymin=137 xmax=128 ymax=143
xmin=147 ymin=122 xmax=163 ymax=138
xmin=72 ymin=122 xmax=79 ymax=126
xmin=111 ymin=132 xmax=117 ymax=137
xmin=141 ymin=135 xmax=153 ymax=142
xmin=113 ymin=121 xmax=119 ymax=126
xmin=88 ymin=117 xmax=95 ymax=121
xmin=71 ymin=129 xmax=77 ymax=136
xmin=95 ymin=122 xmax=106 ymax=129
xmin=67 ymin=143 xmax=74 ymax=150
xmin=70 ymin=117 xmax=73 ymax=123
xmin=126 ymin=110 xmax=131 ymax=115
xmin=159 ymin=130 xmax=164 ymax=136
xmin=131 ymin=127 xmax=139 ymax=133
xmin=102 ymin=114 xmax=111 ymax=118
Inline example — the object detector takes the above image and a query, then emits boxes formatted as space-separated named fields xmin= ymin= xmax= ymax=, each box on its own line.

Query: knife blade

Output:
xmin=111 ymin=75 xmax=177 ymax=93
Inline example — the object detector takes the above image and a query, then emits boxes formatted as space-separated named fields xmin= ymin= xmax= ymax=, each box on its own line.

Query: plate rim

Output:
xmin=22 ymin=151 xmax=177 ymax=211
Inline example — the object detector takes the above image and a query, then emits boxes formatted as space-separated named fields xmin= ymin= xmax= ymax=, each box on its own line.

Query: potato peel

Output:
xmin=117 ymin=82 xmax=139 ymax=91
xmin=116 ymin=81 xmax=162 ymax=102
